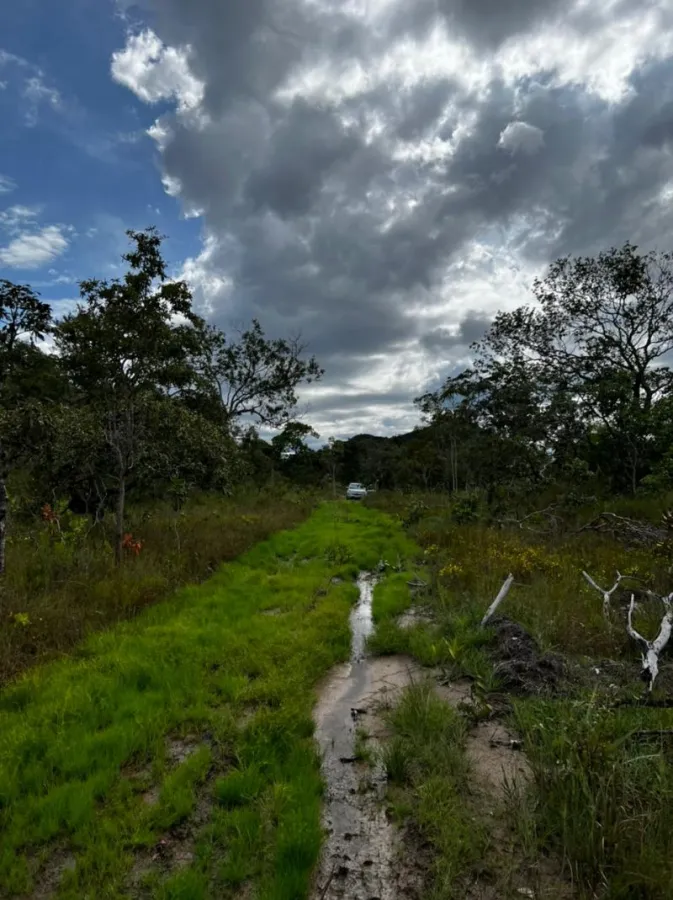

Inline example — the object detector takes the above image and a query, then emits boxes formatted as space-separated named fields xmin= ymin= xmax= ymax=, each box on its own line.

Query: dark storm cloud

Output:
xmin=420 ymin=311 xmax=492 ymax=354
xmin=395 ymin=78 xmax=455 ymax=141
xmin=120 ymin=0 xmax=673 ymax=434
xmin=244 ymin=100 xmax=365 ymax=217
xmin=642 ymin=102 xmax=673 ymax=148
xmin=435 ymin=79 xmax=604 ymax=253
xmin=549 ymin=58 xmax=673 ymax=256
xmin=135 ymin=0 xmax=307 ymax=114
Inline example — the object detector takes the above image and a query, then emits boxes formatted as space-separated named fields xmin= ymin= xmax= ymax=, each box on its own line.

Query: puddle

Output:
xmin=312 ymin=573 xmax=422 ymax=899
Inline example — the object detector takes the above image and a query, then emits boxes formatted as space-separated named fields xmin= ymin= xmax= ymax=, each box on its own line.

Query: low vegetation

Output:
xmin=383 ymin=683 xmax=484 ymax=898
xmin=367 ymin=490 xmax=673 ymax=898
xmin=0 ymin=488 xmax=317 ymax=685
xmin=0 ymin=502 xmax=413 ymax=899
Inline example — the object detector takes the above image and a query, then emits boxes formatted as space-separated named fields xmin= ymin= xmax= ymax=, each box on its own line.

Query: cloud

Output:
xmin=111 ymin=29 xmax=204 ymax=110
xmin=421 ymin=311 xmax=493 ymax=354
xmin=0 ymin=48 xmax=65 ymax=126
xmin=0 ymin=175 xmax=16 ymax=194
xmin=498 ymin=121 xmax=545 ymax=155
xmin=0 ymin=225 xmax=69 ymax=269
xmin=0 ymin=204 xmax=41 ymax=233
xmin=110 ymin=0 xmax=673 ymax=436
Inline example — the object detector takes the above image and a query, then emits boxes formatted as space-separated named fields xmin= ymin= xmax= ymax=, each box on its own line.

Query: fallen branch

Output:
xmin=576 ymin=512 xmax=667 ymax=547
xmin=318 ymin=864 xmax=336 ymax=899
xmin=582 ymin=570 xmax=626 ymax=619
xmin=626 ymin=592 xmax=673 ymax=692
xmin=481 ymin=574 xmax=515 ymax=626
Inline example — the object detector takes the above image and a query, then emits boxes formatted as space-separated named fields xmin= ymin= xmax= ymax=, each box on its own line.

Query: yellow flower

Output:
xmin=11 ymin=612 xmax=30 ymax=627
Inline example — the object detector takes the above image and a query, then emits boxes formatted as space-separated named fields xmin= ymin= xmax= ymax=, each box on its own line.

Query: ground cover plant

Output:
xmin=366 ymin=490 xmax=673 ymax=898
xmin=0 ymin=501 xmax=416 ymax=899
xmin=0 ymin=488 xmax=319 ymax=685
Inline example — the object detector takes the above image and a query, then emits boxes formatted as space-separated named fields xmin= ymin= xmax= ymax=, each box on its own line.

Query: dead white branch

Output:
xmin=582 ymin=570 xmax=625 ymax=619
xmin=626 ymin=592 xmax=673 ymax=692
xmin=481 ymin=573 xmax=515 ymax=626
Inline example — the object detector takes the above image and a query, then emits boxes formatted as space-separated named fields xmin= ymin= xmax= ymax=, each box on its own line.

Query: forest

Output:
xmin=3 ymin=230 xmax=673 ymax=899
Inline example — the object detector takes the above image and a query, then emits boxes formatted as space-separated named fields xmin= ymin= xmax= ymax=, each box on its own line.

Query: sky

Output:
xmin=1 ymin=0 xmax=673 ymax=440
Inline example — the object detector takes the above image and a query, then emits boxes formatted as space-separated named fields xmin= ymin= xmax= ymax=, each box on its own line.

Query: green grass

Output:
xmin=383 ymin=682 xmax=485 ymax=899
xmin=0 ymin=501 xmax=416 ymax=899
xmin=0 ymin=487 xmax=319 ymax=684
xmin=513 ymin=697 xmax=673 ymax=899
xmin=367 ymin=491 xmax=673 ymax=897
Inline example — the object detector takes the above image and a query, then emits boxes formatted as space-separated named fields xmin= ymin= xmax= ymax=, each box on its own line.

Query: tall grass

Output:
xmin=514 ymin=698 xmax=673 ymax=899
xmin=383 ymin=682 xmax=485 ymax=899
xmin=0 ymin=488 xmax=318 ymax=684
xmin=367 ymin=489 xmax=673 ymax=897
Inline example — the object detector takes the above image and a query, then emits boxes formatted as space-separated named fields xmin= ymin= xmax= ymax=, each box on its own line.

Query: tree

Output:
xmin=424 ymin=243 xmax=673 ymax=494
xmin=0 ymin=281 xmax=55 ymax=576
xmin=191 ymin=320 xmax=323 ymax=430
xmin=323 ymin=437 xmax=345 ymax=497
xmin=54 ymin=227 xmax=210 ymax=563
xmin=271 ymin=421 xmax=319 ymax=459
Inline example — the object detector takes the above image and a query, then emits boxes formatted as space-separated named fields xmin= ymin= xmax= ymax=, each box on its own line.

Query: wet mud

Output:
xmin=311 ymin=574 xmax=422 ymax=899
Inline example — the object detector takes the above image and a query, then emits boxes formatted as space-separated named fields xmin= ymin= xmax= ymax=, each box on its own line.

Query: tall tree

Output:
xmin=424 ymin=243 xmax=673 ymax=494
xmin=191 ymin=320 xmax=324 ymax=430
xmin=0 ymin=281 xmax=55 ymax=576
xmin=54 ymin=227 xmax=208 ymax=563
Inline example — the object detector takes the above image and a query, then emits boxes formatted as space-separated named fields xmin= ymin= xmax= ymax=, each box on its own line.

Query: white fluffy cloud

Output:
xmin=0 ymin=225 xmax=69 ymax=268
xmin=498 ymin=121 xmax=545 ymax=155
xmin=0 ymin=175 xmax=16 ymax=194
xmin=109 ymin=0 xmax=673 ymax=437
xmin=111 ymin=29 xmax=204 ymax=111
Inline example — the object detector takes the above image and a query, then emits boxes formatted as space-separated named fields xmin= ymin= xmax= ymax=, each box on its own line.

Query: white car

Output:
xmin=346 ymin=482 xmax=368 ymax=500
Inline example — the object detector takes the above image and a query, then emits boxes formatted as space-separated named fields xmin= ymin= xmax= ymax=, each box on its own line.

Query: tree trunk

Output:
xmin=0 ymin=472 xmax=7 ymax=577
xmin=114 ymin=476 xmax=126 ymax=566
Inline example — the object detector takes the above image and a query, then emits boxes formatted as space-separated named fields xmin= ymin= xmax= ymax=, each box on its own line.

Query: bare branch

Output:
xmin=627 ymin=593 xmax=673 ymax=692
xmin=576 ymin=512 xmax=667 ymax=547
xmin=582 ymin=570 xmax=625 ymax=619
xmin=481 ymin=574 xmax=515 ymax=626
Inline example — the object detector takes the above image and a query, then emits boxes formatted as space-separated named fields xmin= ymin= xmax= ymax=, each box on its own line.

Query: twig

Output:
xmin=481 ymin=574 xmax=514 ymax=626
xmin=319 ymin=864 xmax=336 ymax=899
xmin=497 ymin=504 xmax=563 ymax=535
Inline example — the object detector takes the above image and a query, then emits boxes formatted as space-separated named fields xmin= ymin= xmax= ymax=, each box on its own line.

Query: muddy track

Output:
xmin=311 ymin=574 xmax=422 ymax=899
xmin=311 ymin=583 xmax=571 ymax=900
